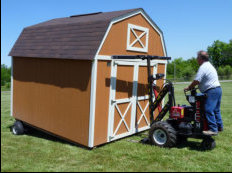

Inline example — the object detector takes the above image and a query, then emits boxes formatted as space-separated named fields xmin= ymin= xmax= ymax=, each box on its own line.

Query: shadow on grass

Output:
xmin=176 ymin=140 xmax=205 ymax=151
xmin=7 ymin=123 xmax=214 ymax=152
xmin=8 ymin=124 xmax=90 ymax=150
xmin=135 ymin=132 xmax=208 ymax=152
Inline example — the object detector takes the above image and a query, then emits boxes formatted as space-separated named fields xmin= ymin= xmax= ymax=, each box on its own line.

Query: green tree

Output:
xmin=182 ymin=65 xmax=194 ymax=81
xmin=167 ymin=57 xmax=198 ymax=81
xmin=186 ymin=57 xmax=199 ymax=72
xmin=218 ymin=65 xmax=232 ymax=79
xmin=207 ymin=40 xmax=232 ymax=69
xmin=167 ymin=60 xmax=174 ymax=79
xmin=1 ymin=64 xmax=11 ymax=86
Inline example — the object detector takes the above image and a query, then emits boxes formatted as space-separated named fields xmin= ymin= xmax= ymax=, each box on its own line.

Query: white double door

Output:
xmin=108 ymin=60 xmax=157 ymax=141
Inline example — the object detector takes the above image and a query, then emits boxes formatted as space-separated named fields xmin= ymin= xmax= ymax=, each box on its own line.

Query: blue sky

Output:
xmin=2 ymin=0 xmax=232 ymax=67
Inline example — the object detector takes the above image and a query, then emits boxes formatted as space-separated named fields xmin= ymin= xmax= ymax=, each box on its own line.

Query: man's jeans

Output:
xmin=204 ymin=87 xmax=223 ymax=132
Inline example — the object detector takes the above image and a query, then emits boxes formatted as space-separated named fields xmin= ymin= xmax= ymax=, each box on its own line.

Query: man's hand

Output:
xmin=184 ymin=80 xmax=199 ymax=92
xmin=184 ymin=87 xmax=189 ymax=91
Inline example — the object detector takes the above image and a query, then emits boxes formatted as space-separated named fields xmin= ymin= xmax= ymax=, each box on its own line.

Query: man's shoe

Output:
xmin=203 ymin=130 xmax=218 ymax=136
xmin=218 ymin=127 xmax=224 ymax=132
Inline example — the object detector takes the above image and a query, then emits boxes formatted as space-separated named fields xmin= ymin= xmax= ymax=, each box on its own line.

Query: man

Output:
xmin=184 ymin=50 xmax=223 ymax=136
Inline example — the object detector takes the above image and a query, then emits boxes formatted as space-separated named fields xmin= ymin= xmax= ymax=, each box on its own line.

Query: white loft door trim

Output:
xmin=127 ymin=24 xmax=149 ymax=53
xmin=108 ymin=62 xmax=138 ymax=141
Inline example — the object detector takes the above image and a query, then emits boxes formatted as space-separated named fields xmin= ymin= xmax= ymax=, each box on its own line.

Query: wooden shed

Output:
xmin=9 ymin=8 xmax=168 ymax=148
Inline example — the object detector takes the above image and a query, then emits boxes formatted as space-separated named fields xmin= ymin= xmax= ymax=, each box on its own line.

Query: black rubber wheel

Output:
xmin=12 ymin=120 xmax=24 ymax=135
xmin=149 ymin=121 xmax=177 ymax=148
xmin=201 ymin=137 xmax=216 ymax=150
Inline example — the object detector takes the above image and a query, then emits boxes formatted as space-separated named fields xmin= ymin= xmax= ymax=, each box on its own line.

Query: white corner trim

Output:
xmin=11 ymin=57 xmax=13 ymax=117
xmin=127 ymin=23 xmax=149 ymax=53
xmin=96 ymin=55 xmax=112 ymax=60
xmin=88 ymin=59 xmax=98 ymax=148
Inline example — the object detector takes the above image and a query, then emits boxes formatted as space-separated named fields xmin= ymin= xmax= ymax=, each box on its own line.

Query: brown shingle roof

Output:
xmin=9 ymin=8 xmax=141 ymax=60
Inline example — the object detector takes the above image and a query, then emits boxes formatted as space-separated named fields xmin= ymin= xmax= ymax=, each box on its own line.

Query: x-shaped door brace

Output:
xmin=130 ymin=28 xmax=146 ymax=48
xmin=127 ymin=24 xmax=149 ymax=52
xmin=137 ymin=101 xmax=149 ymax=126
xmin=113 ymin=102 xmax=132 ymax=136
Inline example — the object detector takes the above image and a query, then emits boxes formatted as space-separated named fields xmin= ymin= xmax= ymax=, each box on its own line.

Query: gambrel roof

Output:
xmin=9 ymin=8 xmax=166 ymax=60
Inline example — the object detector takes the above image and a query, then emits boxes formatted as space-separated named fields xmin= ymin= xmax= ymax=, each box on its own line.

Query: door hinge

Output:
xmin=111 ymin=100 xmax=116 ymax=104
xmin=109 ymin=136 xmax=114 ymax=141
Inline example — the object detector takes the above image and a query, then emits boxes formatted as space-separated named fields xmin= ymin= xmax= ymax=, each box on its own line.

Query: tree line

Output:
xmin=167 ymin=40 xmax=232 ymax=81
xmin=1 ymin=64 xmax=11 ymax=88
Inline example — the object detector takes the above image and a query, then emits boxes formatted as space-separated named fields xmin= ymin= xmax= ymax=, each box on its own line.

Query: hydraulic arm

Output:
xmin=150 ymin=81 xmax=175 ymax=124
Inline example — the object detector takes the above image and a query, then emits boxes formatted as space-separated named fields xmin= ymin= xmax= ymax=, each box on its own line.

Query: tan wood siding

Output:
xmin=13 ymin=57 xmax=92 ymax=146
xmin=115 ymin=66 xmax=134 ymax=99
xmin=137 ymin=66 xmax=151 ymax=97
xmin=156 ymin=63 xmax=166 ymax=89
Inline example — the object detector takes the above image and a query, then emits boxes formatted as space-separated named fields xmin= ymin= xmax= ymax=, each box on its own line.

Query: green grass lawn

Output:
xmin=1 ymin=82 xmax=232 ymax=172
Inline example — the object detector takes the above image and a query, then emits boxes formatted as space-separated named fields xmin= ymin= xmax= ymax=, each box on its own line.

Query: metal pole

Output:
xmin=146 ymin=57 xmax=154 ymax=124
xmin=174 ymin=62 xmax=176 ymax=83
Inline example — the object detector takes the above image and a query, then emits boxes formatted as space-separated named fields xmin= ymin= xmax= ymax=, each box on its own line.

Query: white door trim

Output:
xmin=107 ymin=60 xmax=117 ymax=142
xmin=96 ymin=55 xmax=167 ymax=65
xmin=137 ymin=101 xmax=150 ymax=126
xmin=113 ymin=102 xmax=132 ymax=136
xmin=108 ymin=61 xmax=138 ymax=141
xmin=108 ymin=61 xmax=159 ymax=141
